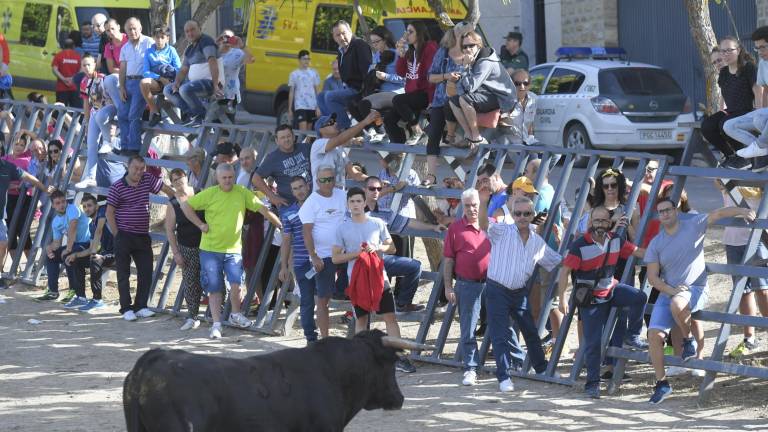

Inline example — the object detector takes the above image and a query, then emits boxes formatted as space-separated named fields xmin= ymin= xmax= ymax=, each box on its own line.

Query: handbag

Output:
xmin=571 ymin=241 xmax=612 ymax=308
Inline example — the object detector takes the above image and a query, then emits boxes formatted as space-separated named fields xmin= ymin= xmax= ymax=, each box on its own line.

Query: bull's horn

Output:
xmin=381 ymin=336 xmax=434 ymax=351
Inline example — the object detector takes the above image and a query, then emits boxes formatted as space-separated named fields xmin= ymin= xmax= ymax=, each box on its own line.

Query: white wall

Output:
xmin=544 ymin=0 xmax=562 ymax=61
xmin=478 ymin=0 xmax=521 ymax=51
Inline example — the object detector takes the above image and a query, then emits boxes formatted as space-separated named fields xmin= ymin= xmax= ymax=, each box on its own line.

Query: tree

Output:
xmin=685 ymin=0 xmax=722 ymax=115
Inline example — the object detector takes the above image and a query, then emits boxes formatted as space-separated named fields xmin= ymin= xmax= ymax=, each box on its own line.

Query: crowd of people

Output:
xmin=0 ymin=14 xmax=766 ymax=407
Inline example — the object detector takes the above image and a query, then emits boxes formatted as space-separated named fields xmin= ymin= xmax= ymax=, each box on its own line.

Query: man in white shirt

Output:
xmin=311 ymin=111 xmax=378 ymax=187
xmin=117 ymin=17 xmax=154 ymax=155
xmin=479 ymin=191 xmax=562 ymax=393
xmin=298 ymin=166 xmax=347 ymax=338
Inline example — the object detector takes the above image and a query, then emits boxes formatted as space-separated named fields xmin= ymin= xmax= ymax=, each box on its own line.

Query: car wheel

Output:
xmin=564 ymin=123 xmax=592 ymax=168
xmin=276 ymin=100 xmax=291 ymax=127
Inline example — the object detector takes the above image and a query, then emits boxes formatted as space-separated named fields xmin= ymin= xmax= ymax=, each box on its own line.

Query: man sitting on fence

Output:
xmin=181 ymin=163 xmax=282 ymax=339
xmin=38 ymin=190 xmax=92 ymax=305
xmin=117 ymin=18 xmax=153 ymax=155
xmin=644 ymin=198 xmax=755 ymax=404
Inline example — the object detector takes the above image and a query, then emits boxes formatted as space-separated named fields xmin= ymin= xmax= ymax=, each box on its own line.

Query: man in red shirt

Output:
xmin=51 ymin=39 xmax=82 ymax=107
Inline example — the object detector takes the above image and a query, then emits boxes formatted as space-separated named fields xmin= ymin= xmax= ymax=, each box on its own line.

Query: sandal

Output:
xmin=451 ymin=137 xmax=471 ymax=149
xmin=421 ymin=173 xmax=437 ymax=188
xmin=441 ymin=134 xmax=457 ymax=147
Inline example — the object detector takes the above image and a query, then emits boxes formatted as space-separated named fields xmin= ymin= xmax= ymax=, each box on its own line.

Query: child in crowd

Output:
xmin=288 ymin=49 xmax=321 ymax=131
xmin=0 ymin=62 xmax=12 ymax=99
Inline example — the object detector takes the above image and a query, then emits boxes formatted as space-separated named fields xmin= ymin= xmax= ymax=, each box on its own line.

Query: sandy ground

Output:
xmin=1 ymin=232 xmax=768 ymax=431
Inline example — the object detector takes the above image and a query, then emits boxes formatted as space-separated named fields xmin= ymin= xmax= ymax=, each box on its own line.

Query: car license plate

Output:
xmin=639 ymin=129 xmax=672 ymax=140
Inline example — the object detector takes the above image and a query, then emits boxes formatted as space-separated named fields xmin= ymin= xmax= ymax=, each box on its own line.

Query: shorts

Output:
xmin=725 ymin=244 xmax=768 ymax=293
xmin=648 ymin=285 xmax=708 ymax=333
xmin=449 ymin=88 xmax=499 ymax=114
xmin=353 ymin=288 xmax=396 ymax=318
xmin=199 ymin=251 xmax=244 ymax=294
xmin=0 ymin=219 xmax=7 ymax=242
xmin=538 ymin=267 xmax=559 ymax=307
xmin=294 ymin=109 xmax=316 ymax=124
xmin=314 ymin=257 xmax=337 ymax=299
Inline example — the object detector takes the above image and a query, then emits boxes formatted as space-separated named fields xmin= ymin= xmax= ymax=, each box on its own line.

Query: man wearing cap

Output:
xmin=253 ymin=124 xmax=312 ymax=211
xmin=141 ymin=26 xmax=181 ymax=127
xmin=499 ymin=31 xmax=529 ymax=73
xmin=311 ymin=110 xmax=379 ymax=188
xmin=117 ymin=17 xmax=154 ymax=155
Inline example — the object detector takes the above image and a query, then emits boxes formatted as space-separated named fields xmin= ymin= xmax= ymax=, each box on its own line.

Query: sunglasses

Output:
xmin=367 ymin=186 xmax=383 ymax=192
xmin=321 ymin=119 xmax=336 ymax=128
xmin=602 ymin=182 xmax=618 ymax=190
xmin=514 ymin=80 xmax=530 ymax=87
xmin=317 ymin=176 xmax=335 ymax=184
xmin=462 ymin=43 xmax=478 ymax=50
xmin=513 ymin=211 xmax=533 ymax=217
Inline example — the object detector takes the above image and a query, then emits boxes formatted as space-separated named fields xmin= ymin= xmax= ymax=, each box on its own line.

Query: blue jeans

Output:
xmin=295 ymin=261 xmax=318 ymax=342
xmin=199 ymin=251 xmax=244 ymax=294
xmin=83 ymin=104 xmax=117 ymax=181
xmin=323 ymin=87 xmax=358 ymax=129
xmin=103 ymin=73 xmax=122 ymax=112
xmin=163 ymin=79 xmax=214 ymax=118
xmin=46 ymin=243 xmax=89 ymax=294
xmin=579 ymin=283 xmax=647 ymax=388
xmin=382 ymin=254 xmax=421 ymax=306
xmin=117 ymin=79 xmax=146 ymax=151
xmin=455 ymin=279 xmax=484 ymax=371
xmin=486 ymin=279 xmax=547 ymax=381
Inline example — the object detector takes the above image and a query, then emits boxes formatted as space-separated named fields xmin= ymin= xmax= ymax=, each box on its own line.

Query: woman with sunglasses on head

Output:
xmin=500 ymin=68 xmax=537 ymax=145
xmin=448 ymin=31 xmax=516 ymax=149
xmin=703 ymin=36 xmax=757 ymax=170
xmin=383 ymin=22 xmax=437 ymax=146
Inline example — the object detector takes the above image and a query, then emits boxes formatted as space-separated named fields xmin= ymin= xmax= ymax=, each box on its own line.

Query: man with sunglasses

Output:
xmin=311 ymin=111 xmax=378 ymax=188
xmin=479 ymin=192 xmax=562 ymax=392
xmin=557 ymin=206 xmax=647 ymax=399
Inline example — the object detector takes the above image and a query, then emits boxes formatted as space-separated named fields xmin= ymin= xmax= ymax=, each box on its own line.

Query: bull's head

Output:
xmin=354 ymin=330 xmax=407 ymax=411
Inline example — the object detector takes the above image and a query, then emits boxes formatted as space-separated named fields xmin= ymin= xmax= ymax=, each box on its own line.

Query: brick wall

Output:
xmin=560 ymin=0 xmax=618 ymax=47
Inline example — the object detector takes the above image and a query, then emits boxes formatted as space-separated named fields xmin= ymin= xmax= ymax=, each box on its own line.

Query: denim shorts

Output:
xmin=0 ymin=219 xmax=7 ymax=242
xmin=314 ymin=256 xmax=337 ymax=299
xmin=199 ymin=251 xmax=244 ymax=294
xmin=648 ymin=285 xmax=708 ymax=333
xmin=725 ymin=244 xmax=768 ymax=293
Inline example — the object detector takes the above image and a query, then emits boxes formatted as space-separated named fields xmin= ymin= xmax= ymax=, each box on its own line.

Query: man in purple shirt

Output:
xmin=106 ymin=156 xmax=174 ymax=321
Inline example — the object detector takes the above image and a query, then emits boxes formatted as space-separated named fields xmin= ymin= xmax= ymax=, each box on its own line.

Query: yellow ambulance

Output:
xmin=0 ymin=0 xmax=150 ymax=99
xmin=243 ymin=0 xmax=474 ymax=121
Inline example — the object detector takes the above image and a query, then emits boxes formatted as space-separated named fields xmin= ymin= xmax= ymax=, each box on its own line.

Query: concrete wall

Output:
xmin=560 ymin=0 xmax=618 ymax=47
xmin=544 ymin=0 xmax=562 ymax=61
xmin=759 ymin=0 xmax=768 ymax=27
xmin=478 ymin=0 xmax=521 ymax=51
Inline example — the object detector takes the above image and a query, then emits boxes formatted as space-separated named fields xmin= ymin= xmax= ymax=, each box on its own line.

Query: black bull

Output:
xmin=123 ymin=330 xmax=427 ymax=432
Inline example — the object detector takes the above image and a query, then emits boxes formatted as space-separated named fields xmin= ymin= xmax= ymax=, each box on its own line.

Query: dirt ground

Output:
xmin=1 ymin=231 xmax=768 ymax=431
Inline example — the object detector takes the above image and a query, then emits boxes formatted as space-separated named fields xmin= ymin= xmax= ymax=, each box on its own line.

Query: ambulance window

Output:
xmin=56 ymin=7 xmax=74 ymax=48
xmin=21 ymin=3 xmax=53 ymax=47
xmin=355 ymin=17 xmax=377 ymax=39
xmin=311 ymin=5 xmax=353 ymax=53
xmin=544 ymin=68 xmax=585 ymax=95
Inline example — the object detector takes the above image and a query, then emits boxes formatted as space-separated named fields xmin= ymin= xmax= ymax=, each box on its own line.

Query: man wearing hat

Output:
xmin=310 ymin=110 xmax=379 ymax=188
xmin=499 ymin=31 xmax=529 ymax=73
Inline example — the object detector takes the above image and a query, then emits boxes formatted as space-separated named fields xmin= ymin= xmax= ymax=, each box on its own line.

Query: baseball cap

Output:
xmin=512 ymin=176 xmax=537 ymax=194
xmin=505 ymin=31 xmax=523 ymax=42
xmin=314 ymin=112 xmax=337 ymax=134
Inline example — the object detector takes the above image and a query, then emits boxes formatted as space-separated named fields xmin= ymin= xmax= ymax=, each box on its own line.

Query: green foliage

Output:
xmin=20 ymin=3 xmax=51 ymax=47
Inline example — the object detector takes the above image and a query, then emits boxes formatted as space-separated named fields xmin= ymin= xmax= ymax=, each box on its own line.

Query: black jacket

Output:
xmin=337 ymin=37 xmax=372 ymax=91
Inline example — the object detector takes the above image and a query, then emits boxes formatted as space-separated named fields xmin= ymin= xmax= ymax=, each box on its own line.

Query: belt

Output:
xmin=487 ymin=278 xmax=525 ymax=291
xmin=456 ymin=276 xmax=486 ymax=283
xmin=126 ymin=75 xmax=143 ymax=80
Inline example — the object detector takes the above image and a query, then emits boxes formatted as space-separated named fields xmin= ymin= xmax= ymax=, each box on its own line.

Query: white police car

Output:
xmin=529 ymin=47 xmax=694 ymax=164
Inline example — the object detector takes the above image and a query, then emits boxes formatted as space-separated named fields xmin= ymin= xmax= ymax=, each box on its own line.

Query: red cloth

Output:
xmin=243 ymin=211 xmax=265 ymax=268
xmin=51 ymin=49 xmax=82 ymax=91
xmin=0 ymin=32 xmax=9 ymax=65
xmin=396 ymin=40 xmax=438 ymax=103
xmin=346 ymin=250 xmax=385 ymax=312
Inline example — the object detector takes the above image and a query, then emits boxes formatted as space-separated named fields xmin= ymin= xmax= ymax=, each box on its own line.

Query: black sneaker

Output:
xmin=395 ymin=357 xmax=417 ymax=373
xmin=753 ymin=155 xmax=768 ymax=173
xmin=148 ymin=112 xmax=162 ymax=127
xmin=474 ymin=322 xmax=487 ymax=337
xmin=0 ymin=278 xmax=7 ymax=289
xmin=396 ymin=303 xmax=425 ymax=314
xmin=721 ymin=155 xmax=752 ymax=170
xmin=601 ymin=370 xmax=632 ymax=382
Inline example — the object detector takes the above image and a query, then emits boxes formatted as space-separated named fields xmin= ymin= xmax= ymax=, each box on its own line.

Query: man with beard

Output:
xmin=557 ymin=206 xmax=647 ymax=399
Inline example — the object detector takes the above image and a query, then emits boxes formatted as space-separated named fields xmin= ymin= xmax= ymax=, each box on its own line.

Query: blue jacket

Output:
xmin=0 ymin=74 xmax=11 ymax=90
xmin=142 ymin=44 xmax=182 ymax=80
xmin=370 ymin=49 xmax=404 ymax=93
xmin=428 ymin=47 xmax=462 ymax=107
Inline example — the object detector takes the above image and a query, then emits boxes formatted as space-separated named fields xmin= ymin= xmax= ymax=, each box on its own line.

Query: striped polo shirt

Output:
xmin=107 ymin=172 xmax=163 ymax=234
xmin=280 ymin=202 xmax=310 ymax=267
xmin=563 ymin=232 xmax=637 ymax=298
xmin=486 ymin=221 xmax=562 ymax=290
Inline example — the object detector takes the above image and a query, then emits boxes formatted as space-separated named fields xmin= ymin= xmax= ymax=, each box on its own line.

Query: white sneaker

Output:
xmin=135 ymin=308 xmax=155 ymax=318
xmin=405 ymin=129 xmax=424 ymax=146
xmin=123 ymin=310 xmax=137 ymax=321
xmin=737 ymin=141 xmax=768 ymax=158
xmin=499 ymin=378 xmax=514 ymax=392
xmin=690 ymin=368 xmax=706 ymax=377
xmin=666 ymin=365 xmax=689 ymax=377
xmin=180 ymin=318 xmax=200 ymax=331
xmin=462 ymin=370 xmax=477 ymax=386
xmin=74 ymin=178 xmax=97 ymax=189
xmin=210 ymin=323 xmax=222 ymax=339
xmin=228 ymin=312 xmax=252 ymax=328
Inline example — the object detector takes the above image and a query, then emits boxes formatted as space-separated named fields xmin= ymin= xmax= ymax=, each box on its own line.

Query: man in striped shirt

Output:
xmin=479 ymin=193 xmax=562 ymax=393
xmin=557 ymin=206 xmax=647 ymax=399
xmin=106 ymin=156 xmax=175 ymax=322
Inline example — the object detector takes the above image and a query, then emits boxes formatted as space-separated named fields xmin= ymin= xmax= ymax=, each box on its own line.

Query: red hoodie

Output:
xmin=346 ymin=248 xmax=385 ymax=312
xmin=396 ymin=40 xmax=438 ymax=103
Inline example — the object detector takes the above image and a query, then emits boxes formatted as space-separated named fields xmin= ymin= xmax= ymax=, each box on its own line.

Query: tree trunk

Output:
xmin=150 ymin=0 xmax=171 ymax=29
xmin=174 ymin=0 xmax=228 ymax=52
xmin=353 ymin=0 xmax=371 ymax=40
xmin=685 ymin=0 xmax=722 ymax=115
xmin=426 ymin=0 xmax=481 ymax=30
xmin=411 ymin=159 xmax=444 ymax=272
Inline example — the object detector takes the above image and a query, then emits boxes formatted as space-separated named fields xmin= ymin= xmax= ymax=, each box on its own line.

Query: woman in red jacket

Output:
xmin=384 ymin=22 xmax=437 ymax=146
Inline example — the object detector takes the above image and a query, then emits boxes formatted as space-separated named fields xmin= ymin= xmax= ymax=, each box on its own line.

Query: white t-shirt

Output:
xmin=757 ymin=58 xmax=768 ymax=87
xmin=221 ymin=48 xmax=245 ymax=101
xmin=289 ymin=68 xmax=321 ymax=110
xmin=310 ymin=138 xmax=347 ymax=189
xmin=298 ymin=188 xmax=347 ymax=258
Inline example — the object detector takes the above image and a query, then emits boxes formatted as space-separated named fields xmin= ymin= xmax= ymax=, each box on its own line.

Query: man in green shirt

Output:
xmin=499 ymin=31 xmax=530 ymax=73
xmin=181 ymin=163 xmax=282 ymax=339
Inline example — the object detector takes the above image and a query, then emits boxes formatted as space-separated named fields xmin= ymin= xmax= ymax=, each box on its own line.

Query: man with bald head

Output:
xmin=164 ymin=20 xmax=220 ymax=126
xmin=117 ymin=17 xmax=153 ymax=155
xmin=181 ymin=163 xmax=282 ymax=339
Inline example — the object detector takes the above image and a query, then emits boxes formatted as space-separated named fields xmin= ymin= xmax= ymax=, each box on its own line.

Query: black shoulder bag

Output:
xmin=572 ymin=243 xmax=612 ymax=308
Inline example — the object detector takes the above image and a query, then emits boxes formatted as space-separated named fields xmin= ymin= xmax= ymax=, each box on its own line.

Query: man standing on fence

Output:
xmin=557 ymin=206 xmax=647 ymax=399
xmin=181 ymin=163 xmax=282 ymax=339
xmin=107 ymin=156 xmax=175 ymax=322
xmin=253 ymin=125 xmax=312 ymax=211
xmin=116 ymin=18 xmax=153 ymax=155
xmin=479 ymin=193 xmax=561 ymax=393
xmin=644 ymin=199 xmax=755 ymax=404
